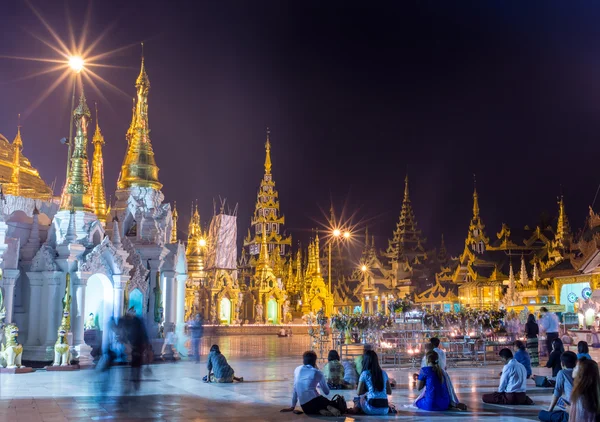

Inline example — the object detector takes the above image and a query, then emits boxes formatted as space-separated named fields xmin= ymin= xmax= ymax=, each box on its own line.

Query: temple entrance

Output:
xmin=128 ymin=289 xmax=143 ymax=317
xmin=243 ymin=294 xmax=255 ymax=323
xmin=220 ymin=298 xmax=231 ymax=325
xmin=560 ymin=282 xmax=590 ymax=313
xmin=267 ymin=298 xmax=278 ymax=324
xmin=85 ymin=274 xmax=113 ymax=358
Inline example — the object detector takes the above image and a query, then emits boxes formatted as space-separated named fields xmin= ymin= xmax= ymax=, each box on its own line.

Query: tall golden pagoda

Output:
xmin=117 ymin=49 xmax=162 ymax=191
xmin=244 ymin=129 xmax=291 ymax=261
xmin=91 ymin=103 xmax=107 ymax=223
xmin=61 ymin=90 xmax=94 ymax=212
xmin=0 ymin=119 xmax=53 ymax=200
xmin=384 ymin=175 xmax=427 ymax=264
xmin=555 ymin=195 xmax=571 ymax=249
xmin=465 ymin=184 xmax=489 ymax=254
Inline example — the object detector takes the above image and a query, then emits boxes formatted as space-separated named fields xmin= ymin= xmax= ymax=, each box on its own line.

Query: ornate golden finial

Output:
xmin=118 ymin=49 xmax=161 ymax=191
xmin=257 ymin=217 xmax=270 ymax=269
xmin=91 ymin=102 xmax=107 ymax=223
xmin=9 ymin=115 xmax=24 ymax=195
xmin=170 ymin=201 xmax=178 ymax=243
xmin=314 ymin=229 xmax=320 ymax=274
xmin=472 ymin=174 xmax=480 ymax=219
xmin=61 ymin=274 xmax=72 ymax=331
xmin=404 ymin=174 xmax=409 ymax=201
xmin=264 ymin=127 xmax=272 ymax=175
xmin=556 ymin=194 xmax=571 ymax=247
xmin=62 ymin=87 xmax=93 ymax=212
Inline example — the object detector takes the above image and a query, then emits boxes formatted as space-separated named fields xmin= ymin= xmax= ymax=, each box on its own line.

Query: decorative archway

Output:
xmin=267 ymin=298 xmax=278 ymax=324
xmin=128 ymin=288 xmax=143 ymax=317
xmin=85 ymin=273 xmax=113 ymax=353
xmin=243 ymin=293 xmax=256 ymax=323
xmin=220 ymin=297 xmax=232 ymax=325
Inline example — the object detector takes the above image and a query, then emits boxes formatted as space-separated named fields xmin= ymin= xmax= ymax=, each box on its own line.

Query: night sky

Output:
xmin=2 ymin=1 xmax=600 ymax=257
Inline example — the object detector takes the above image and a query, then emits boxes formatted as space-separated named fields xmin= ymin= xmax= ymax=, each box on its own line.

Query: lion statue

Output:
xmin=53 ymin=325 xmax=71 ymax=366
xmin=0 ymin=323 xmax=23 ymax=368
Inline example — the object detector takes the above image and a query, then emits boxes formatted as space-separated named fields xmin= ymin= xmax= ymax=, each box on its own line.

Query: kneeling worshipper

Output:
xmin=482 ymin=348 xmax=534 ymax=405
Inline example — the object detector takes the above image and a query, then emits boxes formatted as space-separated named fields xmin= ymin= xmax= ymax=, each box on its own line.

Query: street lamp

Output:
xmin=68 ymin=56 xmax=84 ymax=73
xmin=328 ymin=228 xmax=352 ymax=295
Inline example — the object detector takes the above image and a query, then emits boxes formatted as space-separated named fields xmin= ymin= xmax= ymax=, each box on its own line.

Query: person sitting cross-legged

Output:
xmin=282 ymin=350 xmax=343 ymax=416
xmin=415 ymin=351 xmax=451 ymax=411
xmin=577 ymin=341 xmax=593 ymax=361
xmin=482 ymin=348 xmax=534 ymax=405
xmin=538 ymin=351 xmax=577 ymax=422
xmin=323 ymin=350 xmax=346 ymax=389
xmin=352 ymin=350 xmax=392 ymax=415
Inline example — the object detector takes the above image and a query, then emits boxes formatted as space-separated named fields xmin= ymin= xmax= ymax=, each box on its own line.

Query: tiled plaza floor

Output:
xmin=0 ymin=336 xmax=567 ymax=421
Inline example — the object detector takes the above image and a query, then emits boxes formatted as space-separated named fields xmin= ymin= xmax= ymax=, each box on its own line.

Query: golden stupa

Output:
xmin=0 ymin=123 xmax=53 ymax=200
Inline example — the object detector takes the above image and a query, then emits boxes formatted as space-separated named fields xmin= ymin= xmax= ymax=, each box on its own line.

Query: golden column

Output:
xmin=91 ymin=103 xmax=107 ymax=223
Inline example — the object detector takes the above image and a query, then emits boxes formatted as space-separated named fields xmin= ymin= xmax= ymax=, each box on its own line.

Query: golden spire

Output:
xmin=91 ymin=103 xmax=107 ymax=223
xmin=404 ymin=174 xmax=409 ymax=201
xmin=556 ymin=195 xmax=571 ymax=247
xmin=472 ymin=175 xmax=480 ymax=219
xmin=170 ymin=202 xmax=178 ymax=243
xmin=10 ymin=115 xmax=23 ymax=194
xmin=61 ymin=273 xmax=72 ymax=331
xmin=117 ymin=46 xmax=162 ymax=191
xmin=126 ymin=97 xmax=136 ymax=144
xmin=62 ymin=89 xmax=93 ymax=211
xmin=314 ymin=230 xmax=320 ymax=274
xmin=264 ymin=127 xmax=272 ymax=175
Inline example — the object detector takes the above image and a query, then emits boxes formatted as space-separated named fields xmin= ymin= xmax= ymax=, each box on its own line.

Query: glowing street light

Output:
xmin=361 ymin=265 xmax=368 ymax=272
xmin=343 ymin=231 xmax=351 ymax=239
xmin=332 ymin=228 xmax=341 ymax=238
xmin=199 ymin=238 xmax=207 ymax=248
xmin=68 ymin=56 xmax=84 ymax=73
xmin=328 ymin=227 xmax=352 ymax=295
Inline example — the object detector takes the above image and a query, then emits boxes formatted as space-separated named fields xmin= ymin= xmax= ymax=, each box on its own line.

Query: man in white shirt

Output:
xmin=482 ymin=348 xmax=534 ymax=405
xmin=539 ymin=307 xmax=560 ymax=359
xmin=281 ymin=351 xmax=341 ymax=416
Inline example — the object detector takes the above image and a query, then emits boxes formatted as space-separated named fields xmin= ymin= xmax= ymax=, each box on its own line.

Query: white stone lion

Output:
xmin=0 ymin=324 xmax=23 ymax=368
xmin=53 ymin=326 xmax=71 ymax=366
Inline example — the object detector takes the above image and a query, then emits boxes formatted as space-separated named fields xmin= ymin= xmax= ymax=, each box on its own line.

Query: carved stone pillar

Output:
xmin=162 ymin=270 xmax=176 ymax=326
xmin=71 ymin=272 xmax=89 ymax=348
xmin=175 ymin=273 xmax=186 ymax=328
xmin=43 ymin=271 xmax=63 ymax=346
xmin=1 ymin=269 xmax=19 ymax=323
xmin=25 ymin=272 xmax=44 ymax=346
xmin=112 ymin=274 xmax=129 ymax=321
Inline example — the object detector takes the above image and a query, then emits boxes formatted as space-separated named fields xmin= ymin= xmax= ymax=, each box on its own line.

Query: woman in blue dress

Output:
xmin=355 ymin=350 xmax=392 ymax=415
xmin=416 ymin=351 xmax=450 ymax=411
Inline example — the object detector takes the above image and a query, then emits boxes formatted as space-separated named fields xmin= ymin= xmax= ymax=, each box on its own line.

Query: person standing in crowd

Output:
xmin=539 ymin=307 xmax=560 ymax=360
xmin=160 ymin=323 xmax=179 ymax=360
xmin=121 ymin=309 xmax=150 ymax=393
xmin=282 ymin=350 xmax=342 ymax=416
xmin=206 ymin=344 xmax=243 ymax=383
xmin=415 ymin=351 xmax=450 ymax=411
xmin=353 ymin=350 xmax=392 ymax=415
xmin=569 ymin=358 xmax=600 ymax=422
xmin=188 ymin=313 xmax=204 ymax=363
xmin=430 ymin=338 xmax=447 ymax=371
xmin=538 ymin=351 xmax=577 ymax=422
xmin=323 ymin=350 xmax=345 ymax=389
xmin=546 ymin=338 xmax=565 ymax=379
xmin=577 ymin=341 xmax=593 ymax=361
xmin=525 ymin=313 xmax=540 ymax=367
xmin=482 ymin=348 xmax=533 ymax=405
xmin=514 ymin=340 xmax=532 ymax=379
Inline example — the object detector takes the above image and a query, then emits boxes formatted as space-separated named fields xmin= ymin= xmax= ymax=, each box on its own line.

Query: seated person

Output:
xmin=354 ymin=350 xmax=392 ymax=415
xmin=206 ymin=345 xmax=243 ymax=383
xmin=482 ymin=348 xmax=533 ymax=405
xmin=323 ymin=350 xmax=345 ymax=389
xmin=569 ymin=358 xmax=600 ymax=422
xmin=514 ymin=340 xmax=532 ymax=379
xmin=282 ymin=350 xmax=342 ymax=416
xmin=538 ymin=351 xmax=576 ymax=422
xmin=342 ymin=359 xmax=359 ymax=387
xmin=430 ymin=337 xmax=447 ymax=370
xmin=577 ymin=341 xmax=593 ymax=361
xmin=416 ymin=351 xmax=450 ymax=411
xmin=546 ymin=338 xmax=565 ymax=379
xmin=355 ymin=344 xmax=372 ymax=375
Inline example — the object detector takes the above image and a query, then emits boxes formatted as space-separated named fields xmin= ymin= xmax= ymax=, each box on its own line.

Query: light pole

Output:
xmin=64 ymin=56 xmax=84 ymax=185
xmin=328 ymin=228 xmax=351 ymax=295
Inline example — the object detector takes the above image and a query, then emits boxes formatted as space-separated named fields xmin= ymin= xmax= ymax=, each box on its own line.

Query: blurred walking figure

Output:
xmin=161 ymin=323 xmax=179 ymax=360
xmin=121 ymin=308 xmax=150 ymax=393
xmin=188 ymin=313 xmax=204 ymax=363
xmin=96 ymin=317 xmax=118 ymax=396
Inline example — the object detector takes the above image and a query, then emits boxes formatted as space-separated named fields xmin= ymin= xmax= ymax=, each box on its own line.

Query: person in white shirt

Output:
xmin=281 ymin=351 xmax=342 ymax=416
xmin=160 ymin=323 xmax=179 ymax=360
xmin=430 ymin=338 xmax=447 ymax=371
xmin=482 ymin=348 xmax=534 ymax=405
xmin=539 ymin=307 xmax=560 ymax=359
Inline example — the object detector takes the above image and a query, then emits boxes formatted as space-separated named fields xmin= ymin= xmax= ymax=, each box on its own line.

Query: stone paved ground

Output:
xmin=0 ymin=335 xmax=576 ymax=421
